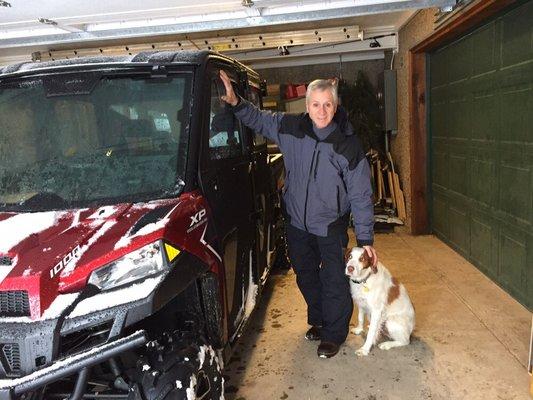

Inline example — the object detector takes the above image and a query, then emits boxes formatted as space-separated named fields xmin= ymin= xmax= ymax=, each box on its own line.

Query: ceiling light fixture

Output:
xmin=369 ymin=38 xmax=381 ymax=48
xmin=38 ymin=18 xmax=58 ymax=26
xmin=278 ymin=46 xmax=290 ymax=56
xmin=0 ymin=1 xmax=12 ymax=7
xmin=242 ymin=0 xmax=254 ymax=7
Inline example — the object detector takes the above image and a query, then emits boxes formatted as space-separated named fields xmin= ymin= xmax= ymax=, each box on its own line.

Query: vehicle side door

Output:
xmin=246 ymin=86 xmax=271 ymax=282
xmin=199 ymin=64 xmax=255 ymax=340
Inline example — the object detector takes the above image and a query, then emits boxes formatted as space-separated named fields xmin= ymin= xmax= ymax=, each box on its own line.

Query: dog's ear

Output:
xmin=344 ymin=248 xmax=352 ymax=263
xmin=371 ymin=264 xmax=378 ymax=274
xmin=359 ymin=250 xmax=371 ymax=269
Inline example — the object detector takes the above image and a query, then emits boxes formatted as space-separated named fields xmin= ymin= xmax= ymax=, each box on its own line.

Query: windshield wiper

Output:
xmin=19 ymin=192 xmax=68 ymax=211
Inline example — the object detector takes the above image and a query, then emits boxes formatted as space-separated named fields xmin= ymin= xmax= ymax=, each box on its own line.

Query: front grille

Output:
xmin=0 ymin=256 xmax=12 ymax=266
xmin=0 ymin=291 xmax=30 ymax=317
xmin=1 ymin=343 xmax=21 ymax=375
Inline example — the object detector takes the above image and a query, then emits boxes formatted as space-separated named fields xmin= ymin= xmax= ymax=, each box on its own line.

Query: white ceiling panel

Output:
xmin=0 ymin=0 xmax=454 ymax=64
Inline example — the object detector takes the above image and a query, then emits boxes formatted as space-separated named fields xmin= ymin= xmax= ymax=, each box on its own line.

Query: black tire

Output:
xmin=199 ymin=272 xmax=224 ymax=349
xmin=273 ymin=233 xmax=290 ymax=270
xmin=130 ymin=334 xmax=224 ymax=400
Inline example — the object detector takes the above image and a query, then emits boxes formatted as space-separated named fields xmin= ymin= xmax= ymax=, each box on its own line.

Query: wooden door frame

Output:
xmin=408 ymin=0 xmax=517 ymax=234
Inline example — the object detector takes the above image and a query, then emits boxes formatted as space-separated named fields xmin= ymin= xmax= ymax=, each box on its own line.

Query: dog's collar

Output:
xmin=350 ymin=275 xmax=370 ymax=285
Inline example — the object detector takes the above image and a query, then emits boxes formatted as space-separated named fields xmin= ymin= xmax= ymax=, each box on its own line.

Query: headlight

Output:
xmin=88 ymin=241 xmax=167 ymax=290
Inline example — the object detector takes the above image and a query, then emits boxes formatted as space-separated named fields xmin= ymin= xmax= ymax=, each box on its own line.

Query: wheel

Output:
xmin=130 ymin=333 xmax=224 ymax=400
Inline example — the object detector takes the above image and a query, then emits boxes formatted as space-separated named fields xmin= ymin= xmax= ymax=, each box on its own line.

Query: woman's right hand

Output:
xmin=219 ymin=70 xmax=239 ymax=106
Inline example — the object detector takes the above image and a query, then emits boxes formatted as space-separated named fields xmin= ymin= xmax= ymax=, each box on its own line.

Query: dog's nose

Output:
xmin=347 ymin=265 xmax=354 ymax=273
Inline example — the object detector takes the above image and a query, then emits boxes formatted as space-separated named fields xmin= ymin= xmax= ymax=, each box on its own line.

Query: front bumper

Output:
xmin=0 ymin=275 xmax=164 ymax=381
xmin=0 ymin=330 xmax=147 ymax=400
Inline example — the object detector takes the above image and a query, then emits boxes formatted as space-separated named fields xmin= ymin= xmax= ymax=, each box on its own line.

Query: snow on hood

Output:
xmin=0 ymin=211 xmax=66 ymax=284
xmin=60 ymin=220 xmax=117 ymax=277
xmin=0 ymin=211 xmax=66 ymax=254
xmin=113 ymin=201 xmax=181 ymax=250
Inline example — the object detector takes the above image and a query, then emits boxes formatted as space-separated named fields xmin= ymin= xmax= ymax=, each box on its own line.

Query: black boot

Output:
xmin=305 ymin=326 xmax=321 ymax=341
xmin=317 ymin=341 xmax=340 ymax=358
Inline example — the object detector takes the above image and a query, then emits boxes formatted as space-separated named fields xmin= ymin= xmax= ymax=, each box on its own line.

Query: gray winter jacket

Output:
xmin=233 ymin=99 xmax=374 ymax=246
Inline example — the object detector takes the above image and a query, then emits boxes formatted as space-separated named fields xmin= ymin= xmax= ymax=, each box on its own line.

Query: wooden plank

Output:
xmin=387 ymin=170 xmax=396 ymax=209
xmin=394 ymin=172 xmax=407 ymax=221
xmin=409 ymin=51 xmax=429 ymax=233
xmin=376 ymin=159 xmax=383 ymax=200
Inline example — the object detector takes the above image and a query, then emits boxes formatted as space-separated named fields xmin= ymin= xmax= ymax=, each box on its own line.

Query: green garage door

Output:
xmin=429 ymin=1 xmax=532 ymax=310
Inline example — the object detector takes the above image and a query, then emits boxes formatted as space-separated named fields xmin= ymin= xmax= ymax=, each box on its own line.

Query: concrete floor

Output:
xmin=224 ymin=232 xmax=532 ymax=400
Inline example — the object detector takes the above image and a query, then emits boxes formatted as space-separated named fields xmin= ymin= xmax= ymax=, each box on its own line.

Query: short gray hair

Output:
xmin=306 ymin=79 xmax=338 ymax=106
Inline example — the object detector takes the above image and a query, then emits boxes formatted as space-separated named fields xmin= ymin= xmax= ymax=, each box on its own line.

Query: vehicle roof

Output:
xmin=0 ymin=50 xmax=259 ymax=79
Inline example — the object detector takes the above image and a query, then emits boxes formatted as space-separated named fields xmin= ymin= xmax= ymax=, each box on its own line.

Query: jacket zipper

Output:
xmin=304 ymin=142 xmax=319 ymax=231
xmin=336 ymin=186 xmax=340 ymax=216
xmin=313 ymin=151 xmax=320 ymax=180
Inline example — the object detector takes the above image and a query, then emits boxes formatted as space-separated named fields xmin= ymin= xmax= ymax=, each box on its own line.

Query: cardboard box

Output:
xmin=267 ymin=84 xmax=280 ymax=96
xmin=285 ymin=97 xmax=307 ymax=113
xmin=285 ymin=84 xmax=298 ymax=99
xmin=296 ymin=84 xmax=307 ymax=97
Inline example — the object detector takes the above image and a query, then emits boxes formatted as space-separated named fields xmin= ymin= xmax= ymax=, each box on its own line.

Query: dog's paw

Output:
xmin=378 ymin=342 xmax=393 ymax=350
xmin=355 ymin=347 xmax=369 ymax=357
xmin=351 ymin=327 xmax=364 ymax=335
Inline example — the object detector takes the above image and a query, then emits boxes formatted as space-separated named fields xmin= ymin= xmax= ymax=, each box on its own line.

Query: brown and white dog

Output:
xmin=345 ymin=247 xmax=415 ymax=356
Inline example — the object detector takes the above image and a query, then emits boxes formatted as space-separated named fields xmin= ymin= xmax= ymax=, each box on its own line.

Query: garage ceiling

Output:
xmin=0 ymin=0 xmax=455 ymax=65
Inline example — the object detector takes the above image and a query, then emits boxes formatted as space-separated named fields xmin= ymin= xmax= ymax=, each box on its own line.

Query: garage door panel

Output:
xmin=446 ymin=37 xmax=472 ymax=83
xmin=430 ymin=100 xmax=448 ymax=138
xmin=470 ymin=216 xmax=494 ymax=275
xmin=430 ymin=50 xmax=449 ymax=87
xmin=499 ymin=228 xmax=527 ymax=295
xmin=447 ymin=100 xmax=470 ymax=139
xmin=449 ymin=205 xmax=470 ymax=255
xmin=471 ymin=92 xmax=498 ymax=141
xmin=500 ymin=2 xmax=533 ymax=67
xmin=429 ymin=1 xmax=532 ymax=309
xmin=499 ymin=61 xmax=533 ymax=94
xmin=432 ymin=192 xmax=448 ymax=238
xmin=499 ymin=163 xmax=530 ymax=222
xmin=469 ymin=157 xmax=495 ymax=206
xmin=432 ymin=149 xmax=448 ymax=188
xmin=449 ymin=153 xmax=468 ymax=195
xmin=499 ymin=87 xmax=532 ymax=143
xmin=472 ymin=22 xmax=497 ymax=76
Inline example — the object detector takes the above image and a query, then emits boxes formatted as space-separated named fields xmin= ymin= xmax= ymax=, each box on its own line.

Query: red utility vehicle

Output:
xmin=0 ymin=51 xmax=287 ymax=399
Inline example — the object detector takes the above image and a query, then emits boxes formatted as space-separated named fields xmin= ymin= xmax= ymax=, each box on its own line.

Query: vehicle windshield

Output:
xmin=0 ymin=71 xmax=192 ymax=211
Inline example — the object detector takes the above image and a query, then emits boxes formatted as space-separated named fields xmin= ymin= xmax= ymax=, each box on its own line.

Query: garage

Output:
xmin=0 ymin=0 xmax=532 ymax=399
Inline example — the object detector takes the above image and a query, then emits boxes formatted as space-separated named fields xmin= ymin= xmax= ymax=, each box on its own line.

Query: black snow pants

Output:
xmin=285 ymin=223 xmax=353 ymax=345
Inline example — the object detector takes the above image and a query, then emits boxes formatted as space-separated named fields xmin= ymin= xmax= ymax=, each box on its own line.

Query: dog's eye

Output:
xmin=358 ymin=256 xmax=364 ymax=262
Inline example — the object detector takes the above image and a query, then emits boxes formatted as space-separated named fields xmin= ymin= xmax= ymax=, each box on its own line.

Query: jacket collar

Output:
xmin=299 ymin=106 xmax=354 ymax=143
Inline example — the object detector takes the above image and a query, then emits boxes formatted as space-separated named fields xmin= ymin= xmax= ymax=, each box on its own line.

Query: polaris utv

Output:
xmin=0 ymin=51 xmax=287 ymax=399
